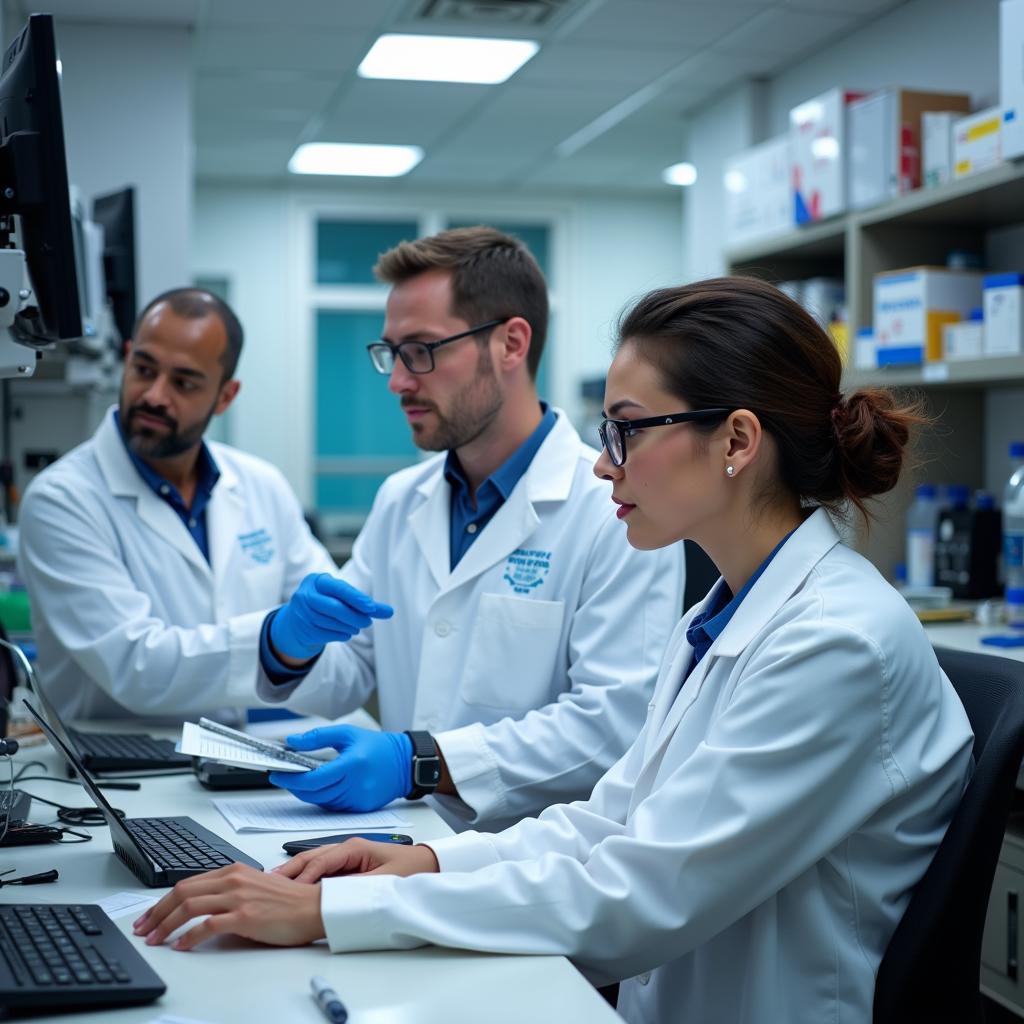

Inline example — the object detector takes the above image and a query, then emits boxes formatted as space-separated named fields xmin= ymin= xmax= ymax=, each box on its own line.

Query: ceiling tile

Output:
xmin=203 ymin=0 xmax=402 ymax=29
xmin=195 ymin=72 xmax=339 ymax=120
xmin=782 ymin=0 xmax=905 ymax=14
xmin=513 ymin=40 xmax=692 ymax=89
xmin=197 ymin=26 xmax=371 ymax=73
xmin=568 ymin=1 xmax=772 ymax=48
xmin=714 ymin=6 xmax=859 ymax=56
xmin=46 ymin=0 xmax=201 ymax=26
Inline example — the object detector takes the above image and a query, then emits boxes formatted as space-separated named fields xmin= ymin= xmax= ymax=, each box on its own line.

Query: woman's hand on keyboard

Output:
xmin=132 ymin=864 xmax=325 ymax=951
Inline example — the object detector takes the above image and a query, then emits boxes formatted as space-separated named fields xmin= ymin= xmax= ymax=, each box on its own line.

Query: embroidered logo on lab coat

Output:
xmin=503 ymin=548 xmax=551 ymax=594
xmin=238 ymin=527 xmax=275 ymax=565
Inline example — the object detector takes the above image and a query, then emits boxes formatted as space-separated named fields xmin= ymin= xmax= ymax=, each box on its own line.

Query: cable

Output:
xmin=0 ymin=752 xmax=14 ymax=845
xmin=11 ymin=788 xmax=125 ymax=827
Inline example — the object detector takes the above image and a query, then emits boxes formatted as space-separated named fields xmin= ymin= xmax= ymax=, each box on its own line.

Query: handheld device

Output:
xmin=282 ymin=833 xmax=413 ymax=855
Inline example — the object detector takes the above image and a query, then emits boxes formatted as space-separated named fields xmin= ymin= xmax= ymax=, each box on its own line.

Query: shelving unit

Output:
xmin=726 ymin=161 xmax=1024 ymax=578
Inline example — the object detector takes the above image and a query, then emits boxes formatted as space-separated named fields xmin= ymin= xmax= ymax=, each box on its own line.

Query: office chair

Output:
xmin=683 ymin=540 xmax=719 ymax=612
xmin=873 ymin=646 xmax=1024 ymax=1024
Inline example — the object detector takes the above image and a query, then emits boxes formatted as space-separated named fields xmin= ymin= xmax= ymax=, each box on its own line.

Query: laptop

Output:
xmin=0 ymin=902 xmax=166 ymax=1013
xmin=23 ymin=698 xmax=262 ymax=887
xmin=33 ymin=678 xmax=191 ymax=774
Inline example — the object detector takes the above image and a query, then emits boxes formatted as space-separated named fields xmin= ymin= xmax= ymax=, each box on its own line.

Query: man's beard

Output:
xmin=120 ymin=400 xmax=215 ymax=459
xmin=406 ymin=346 xmax=503 ymax=452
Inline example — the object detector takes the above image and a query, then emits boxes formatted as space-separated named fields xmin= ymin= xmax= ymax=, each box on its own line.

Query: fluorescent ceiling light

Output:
xmin=288 ymin=142 xmax=424 ymax=177
xmin=662 ymin=162 xmax=698 ymax=187
xmin=358 ymin=33 xmax=539 ymax=84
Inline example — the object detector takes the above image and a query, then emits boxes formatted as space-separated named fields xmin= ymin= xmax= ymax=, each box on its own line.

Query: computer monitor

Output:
xmin=0 ymin=14 xmax=81 ymax=345
xmin=92 ymin=187 xmax=136 ymax=345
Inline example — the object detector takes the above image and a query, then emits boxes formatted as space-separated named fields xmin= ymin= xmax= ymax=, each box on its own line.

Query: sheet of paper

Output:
xmin=145 ymin=1016 xmax=220 ymax=1024
xmin=97 ymin=891 xmax=161 ymax=920
xmin=178 ymin=721 xmax=308 ymax=773
xmin=212 ymin=793 xmax=409 ymax=833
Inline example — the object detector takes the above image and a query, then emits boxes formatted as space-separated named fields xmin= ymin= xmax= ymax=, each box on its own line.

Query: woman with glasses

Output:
xmin=136 ymin=277 xmax=973 ymax=1024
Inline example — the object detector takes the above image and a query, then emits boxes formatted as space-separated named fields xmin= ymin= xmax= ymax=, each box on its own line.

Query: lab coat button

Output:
xmin=466 ymin=522 xmax=478 ymax=534
xmin=159 ymin=485 xmax=170 ymax=496
xmin=434 ymin=620 xmax=451 ymax=637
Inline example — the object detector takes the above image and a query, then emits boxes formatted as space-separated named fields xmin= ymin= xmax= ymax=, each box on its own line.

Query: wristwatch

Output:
xmin=405 ymin=731 xmax=442 ymax=799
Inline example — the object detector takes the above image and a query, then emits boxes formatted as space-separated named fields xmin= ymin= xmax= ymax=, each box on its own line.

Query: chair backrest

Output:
xmin=873 ymin=646 xmax=1024 ymax=1024
xmin=683 ymin=540 xmax=719 ymax=613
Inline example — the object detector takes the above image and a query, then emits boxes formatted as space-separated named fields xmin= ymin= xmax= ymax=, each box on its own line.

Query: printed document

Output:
xmin=212 ymin=793 xmax=409 ymax=832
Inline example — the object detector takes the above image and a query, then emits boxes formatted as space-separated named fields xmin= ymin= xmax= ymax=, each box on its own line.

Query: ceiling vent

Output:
xmin=403 ymin=0 xmax=575 ymax=29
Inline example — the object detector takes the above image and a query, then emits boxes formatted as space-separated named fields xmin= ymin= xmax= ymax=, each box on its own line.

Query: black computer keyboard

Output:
xmin=72 ymin=730 xmax=175 ymax=761
xmin=0 ymin=904 xmax=165 ymax=1011
xmin=127 ymin=816 xmax=235 ymax=872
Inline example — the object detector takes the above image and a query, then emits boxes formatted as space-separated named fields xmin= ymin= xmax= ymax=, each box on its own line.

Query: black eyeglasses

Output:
xmin=598 ymin=408 xmax=733 ymax=467
xmin=366 ymin=317 xmax=511 ymax=375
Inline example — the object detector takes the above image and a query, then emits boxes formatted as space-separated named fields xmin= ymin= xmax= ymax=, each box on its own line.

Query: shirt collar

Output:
xmin=114 ymin=409 xmax=221 ymax=506
xmin=444 ymin=402 xmax=556 ymax=499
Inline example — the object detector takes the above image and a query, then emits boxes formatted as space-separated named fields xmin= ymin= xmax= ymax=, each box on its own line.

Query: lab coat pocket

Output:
xmin=240 ymin=563 xmax=285 ymax=610
xmin=461 ymin=593 xmax=565 ymax=711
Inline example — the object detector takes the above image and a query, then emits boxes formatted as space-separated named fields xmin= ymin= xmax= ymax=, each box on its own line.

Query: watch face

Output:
xmin=413 ymin=758 xmax=441 ymax=787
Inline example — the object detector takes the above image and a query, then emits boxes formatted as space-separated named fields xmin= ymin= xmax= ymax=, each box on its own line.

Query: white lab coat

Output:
xmin=319 ymin=508 xmax=974 ymax=1024
xmin=17 ymin=409 xmax=334 ymax=721
xmin=261 ymin=411 xmax=683 ymax=828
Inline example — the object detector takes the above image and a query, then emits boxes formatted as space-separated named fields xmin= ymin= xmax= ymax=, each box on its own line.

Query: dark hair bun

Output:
xmin=832 ymin=389 xmax=920 ymax=508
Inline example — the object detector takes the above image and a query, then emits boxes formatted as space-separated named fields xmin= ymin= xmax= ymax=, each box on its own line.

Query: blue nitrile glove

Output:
xmin=269 ymin=573 xmax=393 ymax=661
xmin=269 ymin=725 xmax=413 ymax=812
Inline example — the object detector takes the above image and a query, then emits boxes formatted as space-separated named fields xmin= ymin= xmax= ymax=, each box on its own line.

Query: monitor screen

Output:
xmin=0 ymin=14 xmax=81 ymax=345
xmin=92 ymin=187 xmax=136 ymax=346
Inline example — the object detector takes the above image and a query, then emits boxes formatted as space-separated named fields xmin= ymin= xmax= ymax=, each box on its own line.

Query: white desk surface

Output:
xmin=923 ymin=621 xmax=1024 ymax=662
xmin=0 ymin=736 xmax=621 ymax=1024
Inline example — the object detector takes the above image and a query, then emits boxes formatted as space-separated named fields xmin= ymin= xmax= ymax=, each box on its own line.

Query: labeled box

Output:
xmin=953 ymin=106 xmax=1003 ymax=179
xmin=724 ymin=135 xmax=792 ymax=249
xmin=1002 ymin=0 xmax=1024 ymax=159
xmin=789 ymin=88 xmax=865 ymax=223
xmin=873 ymin=267 xmax=983 ymax=364
xmin=942 ymin=308 xmax=984 ymax=361
xmin=923 ymin=111 xmax=962 ymax=188
xmin=847 ymin=89 xmax=970 ymax=209
xmin=983 ymin=272 xmax=1024 ymax=355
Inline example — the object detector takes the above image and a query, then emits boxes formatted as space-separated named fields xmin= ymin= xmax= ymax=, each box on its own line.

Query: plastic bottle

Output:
xmin=1005 ymin=442 xmax=1024 ymax=627
xmin=906 ymin=484 xmax=939 ymax=588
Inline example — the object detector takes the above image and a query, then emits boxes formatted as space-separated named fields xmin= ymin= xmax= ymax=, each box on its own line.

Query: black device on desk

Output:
xmin=0 ymin=903 xmax=166 ymax=1014
xmin=23 ymin=699 xmax=263 ymax=887
xmin=0 ymin=788 xmax=31 ymax=823
xmin=194 ymin=758 xmax=273 ymax=790
xmin=283 ymin=832 xmax=414 ymax=854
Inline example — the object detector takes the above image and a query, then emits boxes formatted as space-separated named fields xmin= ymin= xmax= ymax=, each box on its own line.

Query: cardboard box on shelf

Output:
xmin=923 ymin=111 xmax=964 ymax=188
xmin=1002 ymin=0 xmax=1024 ymax=159
xmin=724 ymin=135 xmax=792 ymax=249
xmin=983 ymin=272 xmax=1024 ymax=355
xmin=953 ymin=106 xmax=1003 ymax=178
xmin=789 ymin=87 xmax=866 ymax=223
xmin=873 ymin=267 xmax=983 ymax=365
xmin=847 ymin=89 xmax=970 ymax=209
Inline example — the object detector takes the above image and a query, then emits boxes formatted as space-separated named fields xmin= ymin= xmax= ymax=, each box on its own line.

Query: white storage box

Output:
xmin=724 ymin=135 xmax=792 ymax=249
xmin=854 ymin=328 xmax=877 ymax=370
xmin=790 ymin=88 xmax=865 ymax=223
xmin=923 ymin=111 xmax=960 ymax=187
xmin=983 ymin=272 xmax=1024 ymax=355
xmin=942 ymin=309 xmax=984 ymax=361
xmin=847 ymin=89 xmax=969 ymax=208
xmin=953 ymin=107 xmax=1003 ymax=178
xmin=1002 ymin=0 xmax=1024 ymax=159
xmin=874 ymin=267 xmax=983 ymax=364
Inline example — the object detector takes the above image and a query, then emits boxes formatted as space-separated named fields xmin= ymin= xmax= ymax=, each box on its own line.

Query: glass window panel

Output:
xmin=315 ymin=309 xmax=418 ymax=514
xmin=316 ymin=219 xmax=419 ymax=285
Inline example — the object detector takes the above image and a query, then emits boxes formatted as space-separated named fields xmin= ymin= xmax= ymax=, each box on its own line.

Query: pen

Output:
xmin=311 ymin=975 xmax=348 ymax=1024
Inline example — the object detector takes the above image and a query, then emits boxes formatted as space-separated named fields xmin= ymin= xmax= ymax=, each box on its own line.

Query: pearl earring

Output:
xmin=725 ymin=465 xmax=735 ymax=477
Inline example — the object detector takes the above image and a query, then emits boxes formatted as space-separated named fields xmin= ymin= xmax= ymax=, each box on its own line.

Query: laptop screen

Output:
xmin=21 ymin=698 xmax=147 ymax=861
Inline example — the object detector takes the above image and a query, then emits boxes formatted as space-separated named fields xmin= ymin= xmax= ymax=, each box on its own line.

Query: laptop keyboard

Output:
xmin=71 ymin=731 xmax=172 ymax=761
xmin=127 ymin=817 xmax=233 ymax=871
xmin=0 ymin=905 xmax=133 ymax=987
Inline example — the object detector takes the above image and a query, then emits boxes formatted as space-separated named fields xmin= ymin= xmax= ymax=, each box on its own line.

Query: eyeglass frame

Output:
xmin=598 ymin=407 xmax=734 ymax=467
xmin=366 ymin=317 xmax=511 ymax=375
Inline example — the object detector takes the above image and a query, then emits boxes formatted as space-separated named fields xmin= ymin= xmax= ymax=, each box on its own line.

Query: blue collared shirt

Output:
xmin=114 ymin=410 xmax=221 ymax=563
xmin=684 ymin=529 xmax=795 ymax=679
xmin=444 ymin=402 xmax=557 ymax=570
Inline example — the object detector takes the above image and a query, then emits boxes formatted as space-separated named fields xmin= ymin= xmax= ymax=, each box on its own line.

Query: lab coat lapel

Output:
xmin=409 ymin=462 xmax=452 ymax=590
xmin=444 ymin=411 xmax=578 ymax=594
xmin=93 ymin=408 xmax=211 ymax=578
xmin=207 ymin=458 xmax=243 ymax=588
xmin=642 ymin=508 xmax=842 ymax=764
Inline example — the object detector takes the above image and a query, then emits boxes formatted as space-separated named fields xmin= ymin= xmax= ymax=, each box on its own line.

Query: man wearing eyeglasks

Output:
xmin=257 ymin=226 xmax=683 ymax=831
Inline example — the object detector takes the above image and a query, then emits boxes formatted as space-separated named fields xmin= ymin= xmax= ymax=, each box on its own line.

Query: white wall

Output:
xmin=57 ymin=21 xmax=193 ymax=305
xmin=193 ymin=183 xmax=683 ymax=503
